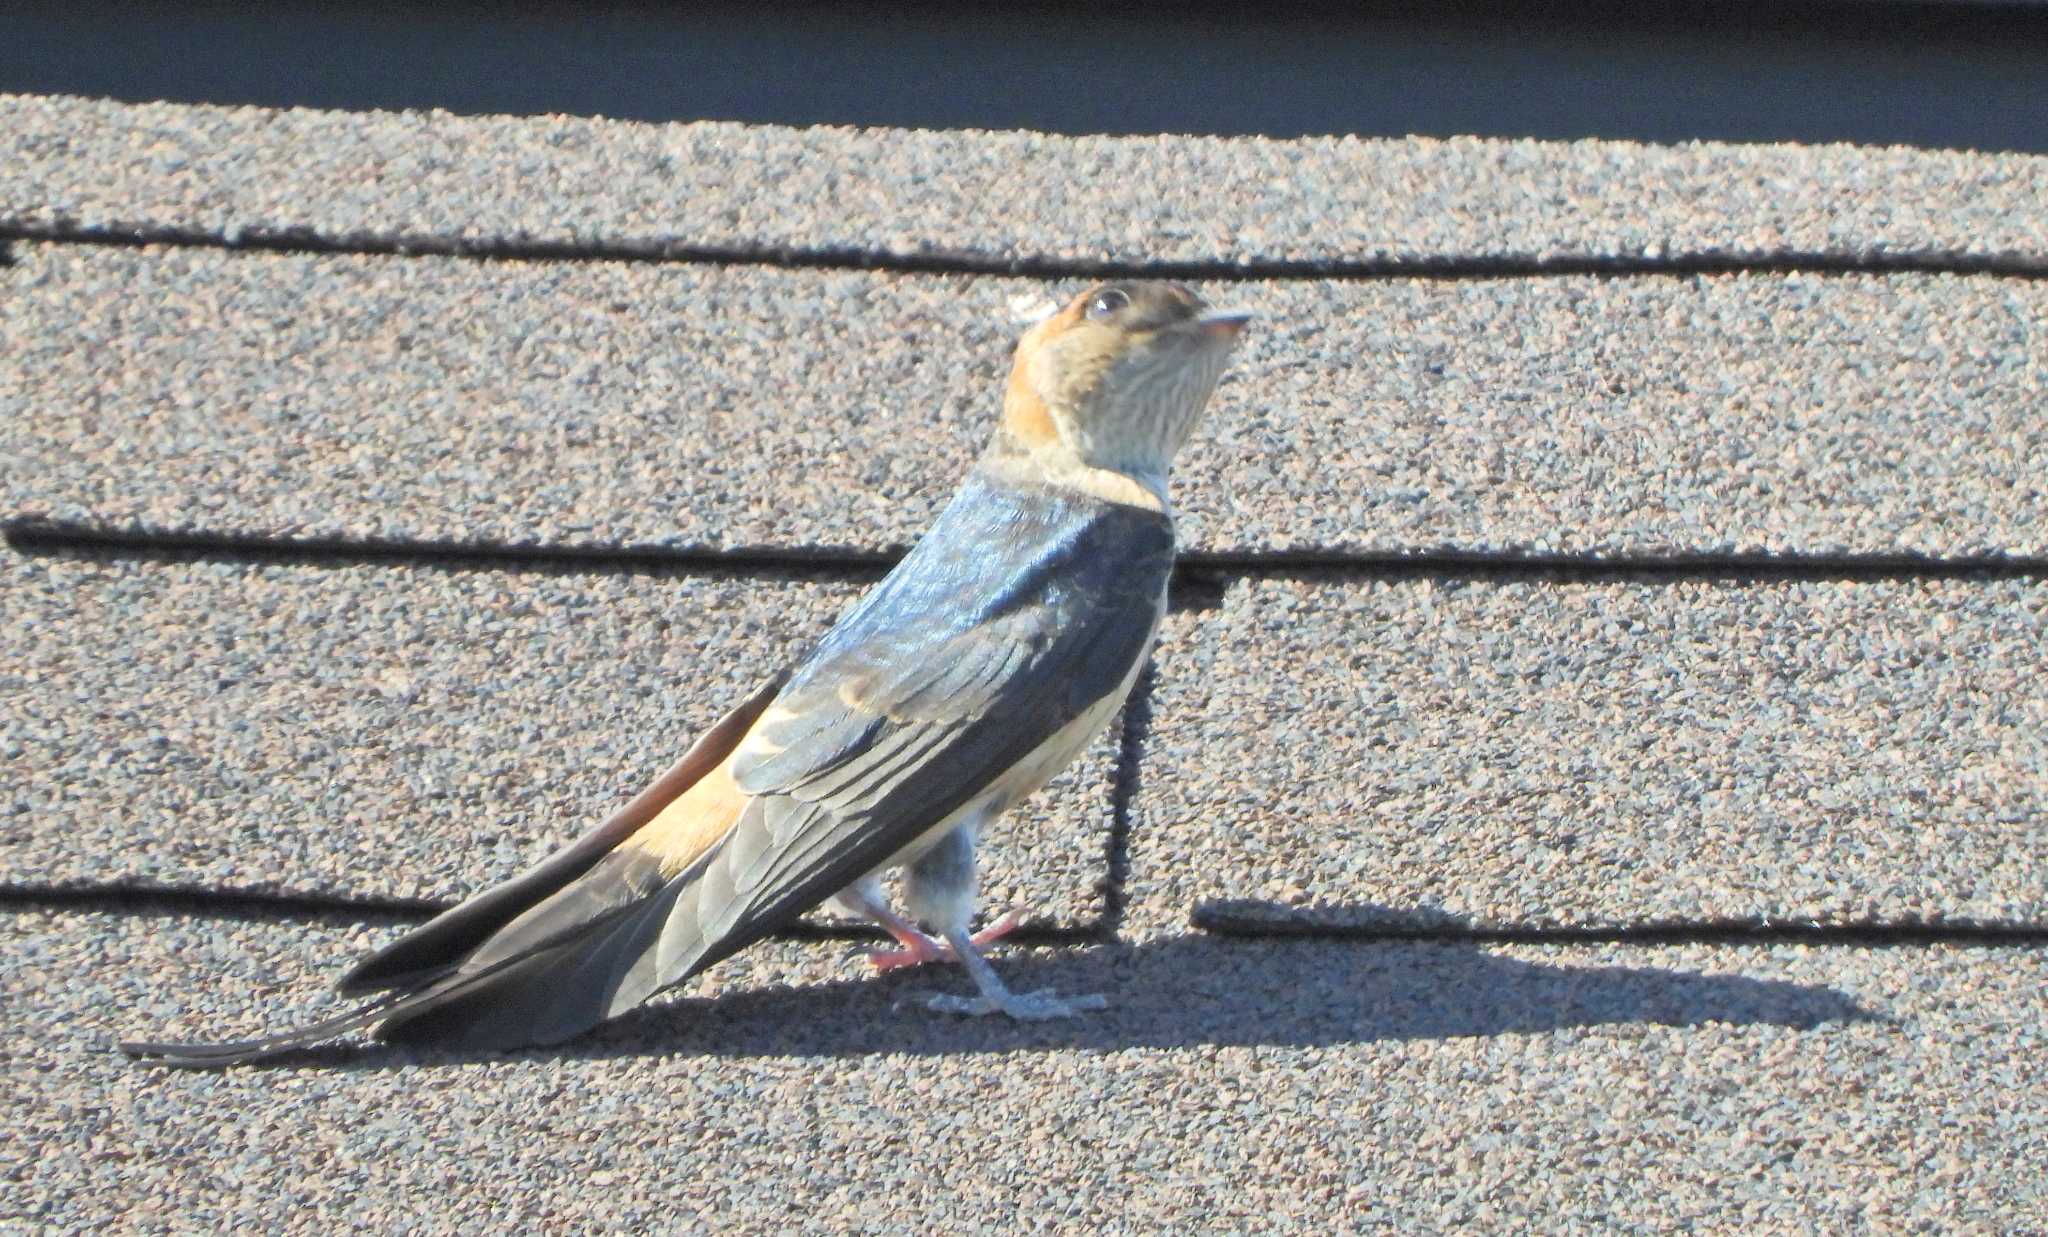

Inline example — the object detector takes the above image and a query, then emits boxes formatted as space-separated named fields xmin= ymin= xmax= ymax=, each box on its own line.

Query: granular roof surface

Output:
xmin=3 ymin=91 xmax=2043 ymax=1230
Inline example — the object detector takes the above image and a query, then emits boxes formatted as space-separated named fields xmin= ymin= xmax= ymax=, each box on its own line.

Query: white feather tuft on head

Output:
xmin=1007 ymin=292 xmax=1061 ymax=326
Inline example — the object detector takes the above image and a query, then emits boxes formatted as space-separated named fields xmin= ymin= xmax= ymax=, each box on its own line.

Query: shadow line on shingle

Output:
xmin=0 ymin=883 xmax=443 ymax=927
xmin=11 ymin=519 xmax=2045 ymax=585
xmin=1093 ymin=663 xmax=1158 ymax=939
xmin=2 ymin=519 xmax=896 ymax=580
xmin=5 ymin=222 xmax=2047 ymax=281
xmin=18 ymin=884 xmax=2023 ymax=949
xmin=1176 ymin=550 xmax=2048 ymax=585
xmin=1192 ymin=899 xmax=2048 ymax=946
xmin=0 ymin=883 xmax=1100 ymax=945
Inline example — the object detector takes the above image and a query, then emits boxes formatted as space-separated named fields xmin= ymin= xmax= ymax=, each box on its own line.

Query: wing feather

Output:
xmin=642 ymin=478 xmax=1175 ymax=985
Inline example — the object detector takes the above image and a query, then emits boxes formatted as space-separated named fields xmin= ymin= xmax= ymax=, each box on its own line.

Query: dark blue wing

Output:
xmin=675 ymin=471 xmax=1175 ymax=965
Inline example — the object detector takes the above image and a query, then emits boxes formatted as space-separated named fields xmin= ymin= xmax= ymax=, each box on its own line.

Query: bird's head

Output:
xmin=997 ymin=281 xmax=1248 ymax=493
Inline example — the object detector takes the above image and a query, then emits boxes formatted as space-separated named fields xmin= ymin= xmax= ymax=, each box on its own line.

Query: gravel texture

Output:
xmin=0 ymin=549 xmax=1120 ymax=927
xmin=8 ymin=87 xmax=2048 ymax=1233
xmin=7 ymin=242 xmax=2045 ymax=558
xmin=1126 ymin=575 xmax=2048 ymax=933
xmin=6 ymin=94 xmax=2048 ymax=267
xmin=5 ymin=907 xmax=2041 ymax=1230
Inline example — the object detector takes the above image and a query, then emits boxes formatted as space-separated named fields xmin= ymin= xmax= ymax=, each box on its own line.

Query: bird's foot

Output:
xmin=900 ymin=922 xmax=1103 ymax=1020
xmin=925 ymin=988 xmax=1108 ymax=1021
xmin=868 ymin=908 xmax=1027 ymax=973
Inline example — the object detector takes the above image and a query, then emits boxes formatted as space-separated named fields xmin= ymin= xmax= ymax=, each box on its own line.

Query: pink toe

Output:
xmin=969 ymin=908 xmax=1029 ymax=946
xmin=868 ymin=934 xmax=952 ymax=972
xmin=868 ymin=947 xmax=929 ymax=973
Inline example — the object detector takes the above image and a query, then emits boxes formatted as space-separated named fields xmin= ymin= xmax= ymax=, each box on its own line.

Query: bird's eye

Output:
xmin=1086 ymin=288 xmax=1130 ymax=320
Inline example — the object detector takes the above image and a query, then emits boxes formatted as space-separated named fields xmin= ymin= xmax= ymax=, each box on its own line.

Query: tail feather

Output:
xmin=124 ymin=855 xmax=715 ymax=1065
xmin=377 ymin=879 xmax=693 ymax=1050
xmin=118 ymin=991 xmax=417 ymax=1067
xmin=336 ymin=673 xmax=784 ymax=997
xmin=123 ymin=675 xmax=786 ymax=1068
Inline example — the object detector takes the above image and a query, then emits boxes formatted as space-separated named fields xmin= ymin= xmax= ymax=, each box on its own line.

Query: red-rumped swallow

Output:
xmin=125 ymin=281 xmax=1248 ymax=1065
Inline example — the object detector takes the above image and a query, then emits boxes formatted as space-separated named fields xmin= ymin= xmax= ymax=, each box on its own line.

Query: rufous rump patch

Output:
xmin=621 ymin=754 xmax=752 ymax=877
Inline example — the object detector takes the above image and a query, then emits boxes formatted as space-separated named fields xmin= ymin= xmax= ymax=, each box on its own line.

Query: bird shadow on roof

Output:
xmin=249 ymin=928 xmax=1875 ymax=1072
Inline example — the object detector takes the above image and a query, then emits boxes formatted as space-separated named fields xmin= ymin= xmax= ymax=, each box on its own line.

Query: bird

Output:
xmin=122 ymin=280 xmax=1249 ymax=1066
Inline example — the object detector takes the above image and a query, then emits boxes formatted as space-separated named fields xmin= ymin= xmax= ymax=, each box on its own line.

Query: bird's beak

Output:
xmin=1196 ymin=309 xmax=1253 ymax=339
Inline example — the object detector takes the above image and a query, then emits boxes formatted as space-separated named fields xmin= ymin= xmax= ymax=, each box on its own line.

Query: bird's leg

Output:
xmin=863 ymin=904 xmax=950 ymax=970
xmin=832 ymin=874 xmax=1031 ymax=972
xmin=830 ymin=878 xmax=951 ymax=967
xmin=902 ymin=819 xmax=1105 ymax=1019
xmin=923 ymin=926 xmax=1108 ymax=1021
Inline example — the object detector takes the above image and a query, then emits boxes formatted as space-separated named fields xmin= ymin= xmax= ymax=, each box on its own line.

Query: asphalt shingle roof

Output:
xmin=1130 ymin=575 xmax=2048 ymax=934
xmin=7 ymin=243 xmax=2046 ymax=557
xmin=1 ymin=549 xmax=1118 ymax=924
xmin=3 ymin=92 xmax=2043 ymax=1229
xmin=8 ymin=909 xmax=2041 ymax=1229
xmin=8 ymin=93 xmax=2048 ymax=268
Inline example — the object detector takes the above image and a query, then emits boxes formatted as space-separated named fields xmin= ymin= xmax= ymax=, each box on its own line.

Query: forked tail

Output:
xmin=122 ymin=674 xmax=786 ymax=1067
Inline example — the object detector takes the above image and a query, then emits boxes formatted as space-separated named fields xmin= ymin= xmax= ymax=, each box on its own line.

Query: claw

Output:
xmin=914 ymin=921 xmax=1105 ymax=1022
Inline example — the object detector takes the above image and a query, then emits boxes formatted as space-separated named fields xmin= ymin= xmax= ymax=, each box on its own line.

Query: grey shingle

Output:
xmin=1126 ymin=575 xmax=2048 ymax=932
xmin=5 ymin=94 xmax=2047 ymax=266
xmin=8 ymin=85 xmax=2046 ymax=1233
xmin=7 ymin=242 xmax=2044 ymax=557
xmin=7 ymin=907 xmax=2040 ymax=1228
xmin=0 ymin=549 xmax=1117 ymax=927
